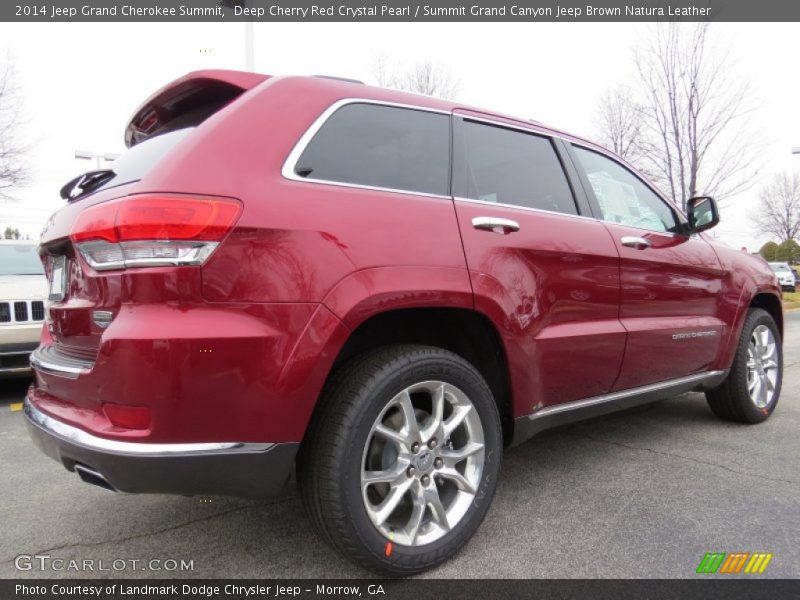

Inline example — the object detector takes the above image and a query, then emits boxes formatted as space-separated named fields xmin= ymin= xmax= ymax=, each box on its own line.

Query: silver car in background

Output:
xmin=0 ymin=240 xmax=47 ymax=377
xmin=768 ymin=262 xmax=797 ymax=292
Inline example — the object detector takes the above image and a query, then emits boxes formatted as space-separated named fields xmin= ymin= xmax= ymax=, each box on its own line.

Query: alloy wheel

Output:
xmin=746 ymin=324 xmax=779 ymax=408
xmin=360 ymin=381 xmax=485 ymax=546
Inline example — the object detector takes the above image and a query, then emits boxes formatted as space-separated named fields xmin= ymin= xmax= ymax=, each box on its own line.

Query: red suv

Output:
xmin=25 ymin=71 xmax=783 ymax=575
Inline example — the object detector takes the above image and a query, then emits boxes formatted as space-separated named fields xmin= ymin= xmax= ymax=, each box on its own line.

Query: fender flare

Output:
xmin=716 ymin=283 xmax=783 ymax=371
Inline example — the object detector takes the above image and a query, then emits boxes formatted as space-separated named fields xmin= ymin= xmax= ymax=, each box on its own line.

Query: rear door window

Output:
xmin=452 ymin=119 xmax=578 ymax=215
xmin=292 ymin=103 xmax=450 ymax=196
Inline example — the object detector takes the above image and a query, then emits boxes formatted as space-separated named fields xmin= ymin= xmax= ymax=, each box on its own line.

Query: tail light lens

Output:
xmin=70 ymin=194 xmax=241 ymax=271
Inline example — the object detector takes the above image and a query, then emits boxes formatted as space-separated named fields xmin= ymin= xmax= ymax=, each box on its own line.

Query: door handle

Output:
xmin=472 ymin=217 xmax=520 ymax=234
xmin=620 ymin=236 xmax=652 ymax=250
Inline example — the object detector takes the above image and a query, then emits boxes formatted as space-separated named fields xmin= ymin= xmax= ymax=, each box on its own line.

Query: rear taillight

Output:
xmin=70 ymin=194 xmax=241 ymax=271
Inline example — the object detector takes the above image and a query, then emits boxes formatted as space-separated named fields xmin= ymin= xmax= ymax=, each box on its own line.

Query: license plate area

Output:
xmin=48 ymin=255 xmax=67 ymax=302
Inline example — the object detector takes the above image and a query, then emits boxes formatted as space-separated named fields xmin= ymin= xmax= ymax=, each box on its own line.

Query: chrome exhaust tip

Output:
xmin=73 ymin=464 xmax=116 ymax=492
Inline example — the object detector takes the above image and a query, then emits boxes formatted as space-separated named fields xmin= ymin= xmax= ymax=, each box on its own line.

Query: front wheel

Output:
xmin=706 ymin=308 xmax=782 ymax=423
xmin=297 ymin=345 xmax=502 ymax=575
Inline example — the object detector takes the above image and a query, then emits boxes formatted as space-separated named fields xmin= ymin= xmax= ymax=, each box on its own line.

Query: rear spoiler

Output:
xmin=124 ymin=70 xmax=269 ymax=147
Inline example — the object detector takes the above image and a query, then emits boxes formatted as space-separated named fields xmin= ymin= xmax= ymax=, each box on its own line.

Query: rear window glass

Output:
xmin=293 ymin=103 xmax=450 ymax=196
xmin=0 ymin=244 xmax=44 ymax=276
xmin=109 ymin=128 xmax=192 ymax=186
xmin=75 ymin=128 xmax=192 ymax=198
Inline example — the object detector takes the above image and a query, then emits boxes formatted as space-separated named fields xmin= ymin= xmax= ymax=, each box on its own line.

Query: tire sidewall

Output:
xmin=731 ymin=310 xmax=783 ymax=421
xmin=337 ymin=351 xmax=502 ymax=572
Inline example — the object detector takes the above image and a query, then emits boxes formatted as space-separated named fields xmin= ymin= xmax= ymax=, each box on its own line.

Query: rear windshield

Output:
xmin=72 ymin=128 xmax=192 ymax=198
xmin=0 ymin=244 xmax=44 ymax=276
xmin=108 ymin=128 xmax=192 ymax=187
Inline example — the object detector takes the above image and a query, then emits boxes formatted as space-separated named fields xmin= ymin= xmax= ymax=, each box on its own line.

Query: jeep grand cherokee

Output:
xmin=25 ymin=71 xmax=783 ymax=575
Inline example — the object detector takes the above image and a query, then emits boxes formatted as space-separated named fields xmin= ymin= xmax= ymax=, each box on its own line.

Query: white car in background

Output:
xmin=768 ymin=262 xmax=797 ymax=292
xmin=0 ymin=240 xmax=47 ymax=377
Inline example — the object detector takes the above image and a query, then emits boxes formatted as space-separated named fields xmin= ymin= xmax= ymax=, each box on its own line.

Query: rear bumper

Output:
xmin=24 ymin=397 xmax=298 ymax=498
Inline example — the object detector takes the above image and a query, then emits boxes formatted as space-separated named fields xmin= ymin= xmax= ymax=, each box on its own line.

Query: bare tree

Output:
xmin=596 ymin=85 xmax=646 ymax=165
xmin=3 ymin=226 xmax=21 ymax=240
xmin=372 ymin=53 xmax=395 ymax=88
xmin=754 ymin=172 xmax=800 ymax=243
xmin=617 ymin=24 xmax=761 ymax=211
xmin=397 ymin=61 xmax=460 ymax=99
xmin=371 ymin=55 xmax=460 ymax=100
xmin=0 ymin=54 xmax=29 ymax=199
xmin=636 ymin=25 xmax=760 ymax=208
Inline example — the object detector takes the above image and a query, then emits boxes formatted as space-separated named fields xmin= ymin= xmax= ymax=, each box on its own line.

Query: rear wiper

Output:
xmin=60 ymin=169 xmax=115 ymax=201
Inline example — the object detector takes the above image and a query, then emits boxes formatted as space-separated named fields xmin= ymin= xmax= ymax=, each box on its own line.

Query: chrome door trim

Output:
xmin=24 ymin=399 xmax=275 ymax=456
xmin=452 ymin=110 xmax=559 ymax=139
xmin=454 ymin=196 xmax=600 ymax=223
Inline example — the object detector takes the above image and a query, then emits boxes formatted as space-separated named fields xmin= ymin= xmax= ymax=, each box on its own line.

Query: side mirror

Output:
xmin=686 ymin=196 xmax=719 ymax=234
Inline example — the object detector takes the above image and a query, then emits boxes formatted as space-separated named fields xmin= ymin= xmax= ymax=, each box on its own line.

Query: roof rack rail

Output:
xmin=313 ymin=75 xmax=365 ymax=85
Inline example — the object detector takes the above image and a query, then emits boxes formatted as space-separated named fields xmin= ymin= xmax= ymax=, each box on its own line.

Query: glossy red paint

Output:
xmin=454 ymin=200 xmax=625 ymax=413
xmin=603 ymin=222 xmax=726 ymax=390
xmin=31 ymin=72 xmax=782 ymax=457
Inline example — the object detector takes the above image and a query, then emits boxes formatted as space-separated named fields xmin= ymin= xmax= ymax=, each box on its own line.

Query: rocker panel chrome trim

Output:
xmin=511 ymin=370 xmax=728 ymax=446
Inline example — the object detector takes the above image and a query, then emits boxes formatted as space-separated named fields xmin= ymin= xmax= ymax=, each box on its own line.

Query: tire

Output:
xmin=706 ymin=308 xmax=782 ymax=424
xmin=296 ymin=344 xmax=502 ymax=575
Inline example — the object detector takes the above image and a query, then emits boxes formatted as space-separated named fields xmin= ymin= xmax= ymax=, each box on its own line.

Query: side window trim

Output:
xmin=281 ymin=98 xmax=452 ymax=200
xmin=567 ymin=141 xmax=687 ymax=235
xmin=561 ymin=141 xmax=605 ymax=220
xmin=552 ymin=137 xmax=594 ymax=218
xmin=452 ymin=115 xmax=584 ymax=218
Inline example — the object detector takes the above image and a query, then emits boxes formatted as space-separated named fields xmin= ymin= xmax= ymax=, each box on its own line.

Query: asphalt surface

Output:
xmin=1 ymin=312 xmax=798 ymax=579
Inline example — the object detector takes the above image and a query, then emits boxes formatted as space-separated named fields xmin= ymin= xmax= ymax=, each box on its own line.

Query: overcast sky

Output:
xmin=0 ymin=21 xmax=797 ymax=250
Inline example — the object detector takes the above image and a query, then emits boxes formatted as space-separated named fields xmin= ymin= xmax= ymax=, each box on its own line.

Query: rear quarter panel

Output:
xmin=138 ymin=76 xmax=469 ymax=304
xmin=129 ymin=77 xmax=472 ymax=441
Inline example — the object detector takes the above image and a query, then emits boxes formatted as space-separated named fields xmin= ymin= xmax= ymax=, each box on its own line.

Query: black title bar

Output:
xmin=5 ymin=579 xmax=800 ymax=600
xmin=5 ymin=0 xmax=800 ymax=22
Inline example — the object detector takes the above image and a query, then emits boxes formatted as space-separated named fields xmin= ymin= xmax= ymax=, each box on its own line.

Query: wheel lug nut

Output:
xmin=407 ymin=466 xmax=415 ymax=477
xmin=434 ymin=458 xmax=443 ymax=469
xmin=421 ymin=475 xmax=430 ymax=486
xmin=429 ymin=438 xmax=437 ymax=449
xmin=411 ymin=442 xmax=419 ymax=453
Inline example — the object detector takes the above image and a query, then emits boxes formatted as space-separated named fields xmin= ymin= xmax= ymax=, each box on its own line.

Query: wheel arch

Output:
xmin=750 ymin=291 xmax=783 ymax=339
xmin=716 ymin=286 xmax=784 ymax=372
xmin=317 ymin=306 xmax=515 ymax=446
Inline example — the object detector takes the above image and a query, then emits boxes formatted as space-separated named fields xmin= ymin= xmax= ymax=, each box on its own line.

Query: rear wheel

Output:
xmin=297 ymin=345 xmax=502 ymax=575
xmin=706 ymin=308 xmax=782 ymax=423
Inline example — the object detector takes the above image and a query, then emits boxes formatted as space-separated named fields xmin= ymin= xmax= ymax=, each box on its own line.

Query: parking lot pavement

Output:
xmin=1 ymin=312 xmax=798 ymax=579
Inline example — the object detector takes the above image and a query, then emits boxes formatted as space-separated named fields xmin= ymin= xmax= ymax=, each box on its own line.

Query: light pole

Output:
xmin=245 ymin=20 xmax=254 ymax=71
xmin=219 ymin=0 xmax=255 ymax=71
xmin=74 ymin=150 xmax=120 ymax=170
